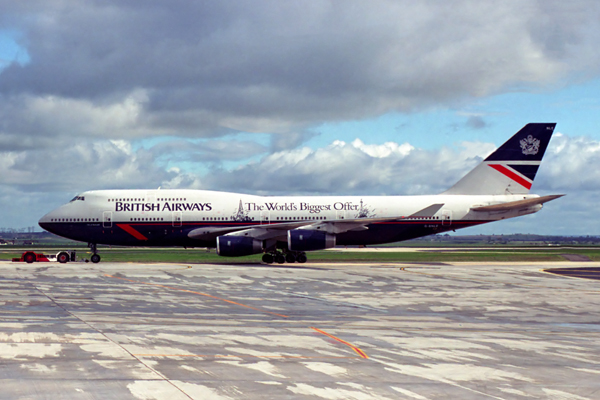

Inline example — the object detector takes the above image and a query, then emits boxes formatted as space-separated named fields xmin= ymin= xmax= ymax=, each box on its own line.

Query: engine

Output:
xmin=216 ymin=236 xmax=263 ymax=257
xmin=288 ymin=229 xmax=336 ymax=251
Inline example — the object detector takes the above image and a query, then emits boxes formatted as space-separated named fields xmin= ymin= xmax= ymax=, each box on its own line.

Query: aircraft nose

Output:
xmin=38 ymin=209 xmax=62 ymax=235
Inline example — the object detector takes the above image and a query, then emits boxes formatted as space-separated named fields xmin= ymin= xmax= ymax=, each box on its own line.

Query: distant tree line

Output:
xmin=0 ymin=227 xmax=36 ymax=233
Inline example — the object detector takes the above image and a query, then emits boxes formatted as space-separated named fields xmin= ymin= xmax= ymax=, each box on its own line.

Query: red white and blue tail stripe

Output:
xmin=445 ymin=123 xmax=556 ymax=195
xmin=487 ymin=162 xmax=538 ymax=190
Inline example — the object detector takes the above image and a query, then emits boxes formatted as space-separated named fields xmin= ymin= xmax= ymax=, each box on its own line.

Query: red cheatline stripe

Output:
xmin=488 ymin=164 xmax=532 ymax=190
xmin=116 ymin=224 xmax=149 ymax=241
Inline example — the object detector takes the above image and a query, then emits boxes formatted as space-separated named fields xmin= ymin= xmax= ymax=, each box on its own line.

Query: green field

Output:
xmin=2 ymin=246 xmax=600 ymax=264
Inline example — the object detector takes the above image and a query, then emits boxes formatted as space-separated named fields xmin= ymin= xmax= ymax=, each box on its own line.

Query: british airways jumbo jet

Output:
xmin=39 ymin=123 xmax=562 ymax=264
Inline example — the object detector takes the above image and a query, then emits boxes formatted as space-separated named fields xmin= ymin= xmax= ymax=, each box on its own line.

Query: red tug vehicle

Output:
xmin=12 ymin=250 xmax=77 ymax=264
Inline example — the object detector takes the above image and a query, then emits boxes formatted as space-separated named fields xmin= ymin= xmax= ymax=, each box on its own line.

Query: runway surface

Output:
xmin=1 ymin=260 xmax=599 ymax=399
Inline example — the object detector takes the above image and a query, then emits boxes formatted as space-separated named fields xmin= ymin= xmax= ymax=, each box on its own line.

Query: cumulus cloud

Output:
xmin=201 ymin=138 xmax=495 ymax=195
xmin=0 ymin=139 xmax=173 ymax=192
xmin=535 ymin=133 xmax=600 ymax=192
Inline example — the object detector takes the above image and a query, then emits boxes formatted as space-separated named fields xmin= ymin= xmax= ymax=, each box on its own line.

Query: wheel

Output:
xmin=285 ymin=253 xmax=296 ymax=263
xmin=90 ymin=254 xmax=101 ymax=264
xmin=23 ymin=252 xmax=36 ymax=264
xmin=262 ymin=253 xmax=274 ymax=263
xmin=275 ymin=253 xmax=286 ymax=264
xmin=296 ymin=253 xmax=307 ymax=263
xmin=57 ymin=252 xmax=69 ymax=263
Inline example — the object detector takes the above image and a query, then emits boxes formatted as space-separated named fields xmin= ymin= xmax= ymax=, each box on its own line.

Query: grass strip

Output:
xmin=3 ymin=247 xmax=600 ymax=263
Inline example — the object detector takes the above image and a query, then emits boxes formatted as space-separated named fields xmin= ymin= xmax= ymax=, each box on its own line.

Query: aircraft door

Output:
xmin=441 ymin=210 xmax=452 ymax=226
xmin=146 ymin=192 xmax=156 ymax=203
xmin=336 ymin=210 xmax=346 ymax=220
xmin=103 ymin=211 xmax=112 ymax=228
xmin=172 ymin=211 xmax=182 ymax=227
xmin=260 ymin=211 xmax=270 ymax=225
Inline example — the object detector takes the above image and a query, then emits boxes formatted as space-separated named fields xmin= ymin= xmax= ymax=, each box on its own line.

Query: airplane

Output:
xmin=39 ymin=123 xmax=563 ymax=264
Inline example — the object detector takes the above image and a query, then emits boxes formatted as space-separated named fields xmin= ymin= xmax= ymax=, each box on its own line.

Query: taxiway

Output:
xmin=1 ymin=260 xmax=599 ymax=399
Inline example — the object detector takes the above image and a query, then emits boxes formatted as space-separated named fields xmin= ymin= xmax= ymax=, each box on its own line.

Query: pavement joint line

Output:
xmin=104 ymin=274 xmax=290 ymax=318
xmin=16 ymin=277 xmax=194 ymax=400
xmin=310 ymin=327 xmax=369 ymax=359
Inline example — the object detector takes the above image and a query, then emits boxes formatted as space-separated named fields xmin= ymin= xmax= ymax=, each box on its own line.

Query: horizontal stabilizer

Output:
xmin=470 ymin=194 xmax=564 ymax=212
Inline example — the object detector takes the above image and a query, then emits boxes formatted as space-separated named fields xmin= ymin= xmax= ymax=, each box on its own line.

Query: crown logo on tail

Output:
xmin=520 ymin=135 xmax=540 ymax=155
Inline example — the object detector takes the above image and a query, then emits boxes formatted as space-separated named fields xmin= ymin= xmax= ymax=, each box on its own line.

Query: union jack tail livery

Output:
xmin=444 ymin=123 xmax=556 ymax=195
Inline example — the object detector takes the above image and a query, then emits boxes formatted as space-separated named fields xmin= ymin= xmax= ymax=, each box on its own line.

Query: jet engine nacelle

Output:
xmin=288 ymin=229 xmax=336 ymax=251
xmin=216 ymin=235 xmax=263 ymax=257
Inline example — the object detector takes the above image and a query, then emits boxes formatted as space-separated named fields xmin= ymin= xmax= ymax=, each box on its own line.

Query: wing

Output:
xmin=188 ymin=203 xmax=446 ymax=241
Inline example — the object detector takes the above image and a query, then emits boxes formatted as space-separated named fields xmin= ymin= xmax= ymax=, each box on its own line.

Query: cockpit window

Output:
xmin=69 ymin=195 xmax=86 ymax=202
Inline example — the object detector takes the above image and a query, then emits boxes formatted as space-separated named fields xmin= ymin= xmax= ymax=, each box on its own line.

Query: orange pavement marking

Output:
xmin=105 ymin=274 xmax=289 ymax=318
xmin=105 ymin=275 xmax=371 ymax=360
xmin=132 ymin=354 xmax=356 ymax=360
xmin=311 ymin=327 xmax=369 ymax=359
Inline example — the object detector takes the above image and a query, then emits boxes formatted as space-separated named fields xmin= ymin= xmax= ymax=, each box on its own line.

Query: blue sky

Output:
xmin=0 ymin=31 xmax=28 ymax=66
xmin=1 ymin=1 xmax=600 ymax=236
xmin=309 ymin=79 xmax=600 ymax=151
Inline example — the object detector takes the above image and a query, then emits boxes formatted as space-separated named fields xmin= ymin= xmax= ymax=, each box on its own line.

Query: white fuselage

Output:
xmin=40 ymin=189 xmax=540 ymax=225
xmin=39 ymin=189 xmax=542 ymax=248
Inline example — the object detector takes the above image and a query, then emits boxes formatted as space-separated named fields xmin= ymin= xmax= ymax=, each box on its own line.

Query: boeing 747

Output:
xmin=39 ymin=123 xmax=563 ymax=263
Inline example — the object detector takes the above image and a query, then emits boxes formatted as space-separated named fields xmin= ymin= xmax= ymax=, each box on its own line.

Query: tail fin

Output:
xmin=444 ymin=123 xmax=556 ymax=195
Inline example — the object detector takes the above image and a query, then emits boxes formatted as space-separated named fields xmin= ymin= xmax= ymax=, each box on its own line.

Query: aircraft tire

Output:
xmin=296 ymin=253 xmax=307 ymax=263
xmin=262 ymin=253 xmax=274 ymax=264
xmin=23 ymin=252 xmax=36 ymax=264
xmin=285 ymin=253 xmax=296 ymax=263
xmin=57 ymin=252 xmax=69 ymax=263
xmin=275 ymin=253 xmax=286 ymax=264
xmin=90 ymin=254 xmax=101 ymax=264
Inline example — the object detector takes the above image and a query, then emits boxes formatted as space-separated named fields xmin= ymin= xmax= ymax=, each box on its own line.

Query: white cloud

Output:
xmin=0 ymin=139 xmax=169 ymax=190
xmin=202 ymin=138 xmax=494 ymax=195
xmin=351 ymin=139 xmax=414 ymax=158
xmin=0 ymin=92 xmax=155 ymax=150
xmin=536 ymin=133 xmax=600 ymax=192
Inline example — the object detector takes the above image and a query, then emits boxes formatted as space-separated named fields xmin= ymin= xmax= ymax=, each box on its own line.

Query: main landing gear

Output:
xmin=262 ymin=251 xmax=307 ymax=264
xmin=89 ymin=243 xmax=101 ymax=264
